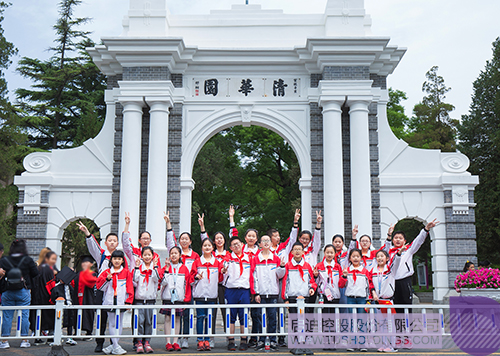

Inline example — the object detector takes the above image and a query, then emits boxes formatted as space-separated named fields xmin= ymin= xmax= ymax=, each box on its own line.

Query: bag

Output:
xmin=4 ymin=256 xmax=28 ymax=290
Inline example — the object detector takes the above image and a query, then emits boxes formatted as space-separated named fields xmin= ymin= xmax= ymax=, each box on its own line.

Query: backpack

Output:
xmin=4 ymin=256 xmax=28 ymax=290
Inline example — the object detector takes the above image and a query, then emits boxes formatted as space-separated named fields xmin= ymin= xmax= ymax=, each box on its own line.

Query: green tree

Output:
xmin=190 ymin=126 xmax=301 ymax=253
xmin=60 ymin=219 xmax=100 ymax=268
xmin=387 ymin=88 xmax=410 ymax=139
xmin=0 ymin=1 xmax=28 ymax=251
xmin=406 ymin=66 xmax=458 ymax=151
xmin=458 ymin=38 xmax=500 ymax=265
xmin=15 ymin=0 xmax=106 ymax=150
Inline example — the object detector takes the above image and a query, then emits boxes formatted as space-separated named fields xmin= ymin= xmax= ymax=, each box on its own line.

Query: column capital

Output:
xmin=299 ymin=177 xmax=312 ymax=191
xmin=180 ymin=178 xmax=195 ymax=191
xmin=148 ymin=101 xmax=171 ymax=114
xmin=121 ymin=100 xmax=145 ymax=114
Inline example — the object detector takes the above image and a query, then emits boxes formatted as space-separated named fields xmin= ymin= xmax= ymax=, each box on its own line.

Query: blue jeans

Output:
xmin=196 ymin=300 xmax=215 ymax=341
xmin=256 ymin=297 xmax=277 ymax=343
xmin=181 ymin=300 xmax=193 ymax=337
xmin=1 ymin=289 xmax=31 ymax=337
xmin=346 ymin=296 xmax=366 ymax=315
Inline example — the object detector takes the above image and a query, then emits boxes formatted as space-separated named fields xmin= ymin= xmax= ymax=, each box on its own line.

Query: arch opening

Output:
xmin=189 ymin=125 xmax=301 ymax=253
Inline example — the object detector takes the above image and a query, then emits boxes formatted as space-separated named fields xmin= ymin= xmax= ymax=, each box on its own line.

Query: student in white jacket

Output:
xmin=132 ymin=247 xmax=160 ymax=354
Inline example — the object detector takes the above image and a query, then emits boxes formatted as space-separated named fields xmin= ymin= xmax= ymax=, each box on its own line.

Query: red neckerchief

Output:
xmin=112 ymin=274 xmax=118 ymax=296
xmin=140 ymin=267 xmax=153 ymax=285
xmin=326 ymin=265 xmax=334 ymax=280
xmin=298 ymin=264 xmax=305 ymax=281
xmin=203 ymin=262 xmax=212 ymax=282
xmin=349 ymin=267 xmax=363 ymax=284
xmin=334 ymin=250 xmax=342 ymax=264
xmin=236 ymin=253 xmax=245 ymax=276
xmin=361 ymin=254 xmax=370 ymax=267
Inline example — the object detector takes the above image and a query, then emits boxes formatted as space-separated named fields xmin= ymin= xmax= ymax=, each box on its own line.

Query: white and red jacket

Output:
xmin=369 ymin=254 xmax=401 ymax=300
xmin=340 ymin=265 xmax=374 ymax=298
xmin=191 ymin=256 xmax=222 ymax=300
xmin=122 ymin=232 xmax=161 ymax=270
xmin=274 ymin=226 xmax=298 ymax=264
xmin=281 ymin=258 xmax=317 ymax=300
xmin=86 ymin=235 xmax=129 ymax=274
xmin=229 ymin=224 xmax=260 ymax=259
xmin=96 ymin=266 xmax=134 ymax=306
xmin=223 ymin=252 xmax=251 ymax=289
xmin=316 ymin=259 xmax=345 ymax=300
xmin=336 ymin=239 xmax=357 ymax=269
xmin=133 ymin=262 xmax=161 ymax=301
xmin=200 ymin=232 xmax=231 ymax=264
xmin=388 ymin=229 xmax=429 ymax=280
xmin=160 ymin=262 xmax=191 ymax=303
xmin=355 ymin=239 xmax=391 ymax=270
xmin=250 ymin=251 xmax=286 ymax=297
xmin=165 ymin=229 xmax=200 ymax=271
xmin=287 ymin=228 xmax=322 ymax=267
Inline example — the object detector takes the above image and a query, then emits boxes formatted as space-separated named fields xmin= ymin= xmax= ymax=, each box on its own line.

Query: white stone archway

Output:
xmin=179 ymin=104 xmax=313 ymax=234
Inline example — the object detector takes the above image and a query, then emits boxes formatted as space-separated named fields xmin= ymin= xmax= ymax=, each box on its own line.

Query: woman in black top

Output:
xmin=0 ymin=239 xmax=38 ymax=349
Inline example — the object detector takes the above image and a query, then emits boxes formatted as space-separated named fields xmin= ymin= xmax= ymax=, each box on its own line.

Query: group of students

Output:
xmin=72 ymin=206 xmax=438 ymax=355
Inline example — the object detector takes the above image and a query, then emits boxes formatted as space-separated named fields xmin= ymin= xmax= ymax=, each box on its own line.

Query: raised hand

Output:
xmin=313 ymin=267 xmax=319 ymax=278
xmin=124 ymin=212 xmax=131 ymax=232
xmin=163 ymin=211 xmax=171 ymax=230
xmin=397 ymin=244 xmax=409 ymax=256
xmin=309 ymin=288 xmax=315 ymax=296
xmin=315 ymin=210 xmax=323 ymax=228
xmin=352 ymin=224 xmax=359 ymax=239
xmin=106 ymin=271 xmax=112 ymax=281
xmin=387 ymin=224 xmax=395 ymax=237
xmin=153 ymin=256 xmax=159 ymax=268
xmin=425 ymin=218 xmax=439 ymax=231
xmin=195 ymin=272 xmax=203 ymax=280
xmin=76 ymin=221 xmax=91 ymax=237
xmin=165 ymin=257 xmax=170 ymax=270
xmin=198 ymin=213 xmax=205 ymax=230
xmin=280 ymin=256 xmax=286 ymax=268
xmin=135 ymin=258 xmax=141 ymax=268
xmin=342 ymin=267 xmax=348 ymax=277
xmin=294 ymin=209 xmax=301 ymax=224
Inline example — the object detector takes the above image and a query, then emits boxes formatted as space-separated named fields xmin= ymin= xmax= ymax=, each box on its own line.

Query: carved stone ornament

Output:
xmin=23 ymin=186 xmax=41 ymax=215
xmin=441 ymin=153 xmax=470 ymax=173
xmin=23 ymin=153 xmax=51 ymax=173
xmin=452 ymin=185 xmax=470 ymax=215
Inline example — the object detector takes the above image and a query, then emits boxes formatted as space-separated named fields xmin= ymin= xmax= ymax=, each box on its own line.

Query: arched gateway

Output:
xmin=14 ymin=0 xmax=478 ymax=302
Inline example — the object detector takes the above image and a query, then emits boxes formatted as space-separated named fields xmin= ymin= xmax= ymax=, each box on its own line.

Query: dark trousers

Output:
xmin=212 ymin=284 xmax=226 ymax=335
xmin=255 ymin=297 xmax=278 ymax=343
xmin=95 ymin=290 xmax=108 ymax=346
xmin=394 ymin=276 xmax=413 ymax=314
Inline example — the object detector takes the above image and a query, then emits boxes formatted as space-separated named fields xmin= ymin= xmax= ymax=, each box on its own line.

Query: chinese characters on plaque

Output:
xmin=192 ymin=77 xmax=301 ymax=98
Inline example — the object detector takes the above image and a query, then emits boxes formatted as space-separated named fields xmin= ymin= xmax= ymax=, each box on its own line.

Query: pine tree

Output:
xmin=458 ymin=38 xmax=500 ymax=265
xmin=15 ymin=0 xmax=106 ymax=150
xmin=406 ymin=66 xmax=457 ymax=152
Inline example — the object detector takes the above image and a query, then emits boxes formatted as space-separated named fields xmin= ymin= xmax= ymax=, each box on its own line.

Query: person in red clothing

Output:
xmin=281 ymin=242 xmax=317 ymax=313
xmin=122 ymin=213 xmax=161 ymax=270
xmin=73 ymin=256 xmax=97 ymax=338
xmin=161 ymin=246 xmax=192 ymax=352
xmin=351 ymin=224 xmax=392 ymax=271
xmin=191 ymin=238 xmax=223 ymax=351
xmin=164 ymin=211 xmax=199 ymax=349
xmin=198 ymin=213 xmax=230 ymax=343
xmin=250 ymin=235 xmax=286 ymax=351
xmin=96 ymin=250 xmax=134 ymax=355
xmin=228 ymin=205 xmax=259 ymax=258
xmin=313 ymin=244 xmax=345 ymax=314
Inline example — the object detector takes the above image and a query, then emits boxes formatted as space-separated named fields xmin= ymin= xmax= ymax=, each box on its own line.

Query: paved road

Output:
xmin=0 ymin=337 xmax=483 ymax=356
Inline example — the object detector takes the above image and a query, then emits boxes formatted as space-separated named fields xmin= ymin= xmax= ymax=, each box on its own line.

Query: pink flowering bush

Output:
xmin=455 ymin=268 xmax=500 ymax=292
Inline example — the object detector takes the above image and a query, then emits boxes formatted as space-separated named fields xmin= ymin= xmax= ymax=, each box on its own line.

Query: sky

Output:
xmin=3 ymin=0 xmax=500 ymax=119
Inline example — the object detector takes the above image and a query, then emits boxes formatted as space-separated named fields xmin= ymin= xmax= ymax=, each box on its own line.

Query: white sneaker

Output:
xmin=210 ymin=338 xmax=214 ymax=348
xmin=181 ymin=338 xmax=189 ymax=349
xmin=0 ymin=342 xmax=10 ymax=349
xmin=103 ymin=345 xmax=114 ymax=354
xmin=112 ymin=345 xmax=127 ymax=355
xmin=66 ymin=338 xmax=78 ymax=345
xmin=20 ymin=340 xmax=31 ymax=348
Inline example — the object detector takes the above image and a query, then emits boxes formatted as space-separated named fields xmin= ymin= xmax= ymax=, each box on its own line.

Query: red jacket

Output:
xmin=96 ymin=266 xmax=134 ymax=305
xmin=77 ymin=269 xmax=97 ymax=305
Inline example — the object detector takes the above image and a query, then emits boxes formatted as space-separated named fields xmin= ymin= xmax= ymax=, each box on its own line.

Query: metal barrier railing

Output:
xmin=0 ymin=300 xmax=452 ymax=345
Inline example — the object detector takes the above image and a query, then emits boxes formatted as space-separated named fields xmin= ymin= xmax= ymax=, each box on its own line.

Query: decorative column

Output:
xmin=145 ymin=100 xmax=172 ymax=250
xmin=299 ymin=178 xmax=312 ymax=232
xmin=179 ymin=178 xmax=195 ymax=234
xmin=318 ymin=87 xmax=345 ymax=241
xmin=118 ymin=101 xmax=144 ymax=235
xmin=348 ymin=99 xmax=373 ymax=236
